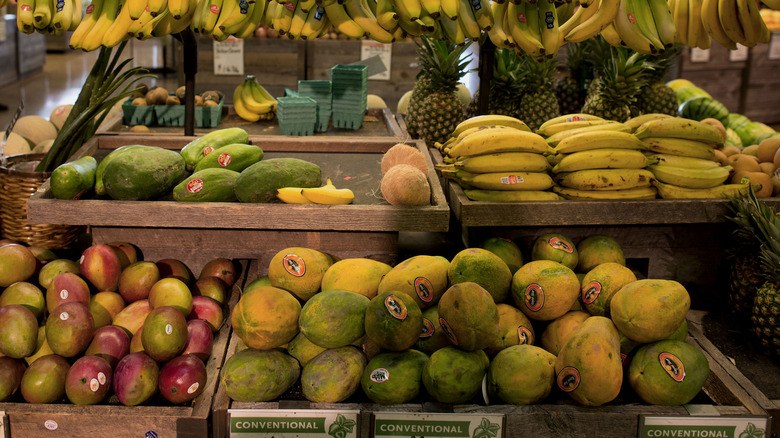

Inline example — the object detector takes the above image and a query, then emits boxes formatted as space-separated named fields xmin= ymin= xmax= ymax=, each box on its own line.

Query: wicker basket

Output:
xmin=0 ymin=154 xmax=82 ymax=248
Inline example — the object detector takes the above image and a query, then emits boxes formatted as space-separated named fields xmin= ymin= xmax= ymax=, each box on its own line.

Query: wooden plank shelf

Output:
xmin=0 ymin=260 xmax=248 ymax=438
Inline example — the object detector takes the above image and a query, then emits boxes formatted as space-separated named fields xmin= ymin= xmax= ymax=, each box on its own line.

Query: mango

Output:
xmin=113 ymin=352 xmax=159 ymax=406
xmin=46 ymin=302 xmax=95 ymax=357
xmin=192 ymin=276 xmax=229 ymax=306
xmin=377 ymin=255 xmax=449 ymax=309
xmin=448 ymin=248 xmax=512 ymax=303
xmin=37 ymin=258 xmax=80 ymax=290
xmin=220 ymin=348 xmax=300 ymax=402
xmin=148 ymin=277 xmax=193 ymax=316
xmin=107 ymin=242 xmax=138 ymax=268
xmin=112 ymin=299 xmax=152 ymax=337
xmin=268 ymin=247 xmax=334 ymax=301
xmin=46 ymin=272 xmax=90 ymax=314
xmin=231 ymin=286 xmax=301 ymax=350
xmin=414 ymin=306 xmax=452 ymax=354
xmin=243 ymin=276 xmax=272 ymax=294
xmin=0 ymin=281 xmax=45 ymax=319
xmin=130 ymin=326 xmax=145 ymax=353
xmin=199 ymin=257 xmax=239 ymax=287
xmin=361 ymin=349 xmax=429 ymax=404
xmin=321 ymin=258 xmax=392 ymax=299
xmin=629 ymin=339 xmax=710 ymax=405
xmin=183 ymin=319 xmax=214 ymax=362
xmin=0 ymin=244 xmax=37 ymax=287
xmin=0 ymin=356 xmax=26 ymax=401
xmin=189 ymin=295 xmax=224 ymax=332
xmin=301 ymin=346 xmax=366 ymax=403
xmin=21 ymin=354 xmax=70 ymax=403
xmin=487 ymin=303 xmax=536 ymax=356
xmin=488 ymin=344 xmax=556 ymax=405
xmin=85 ymin=325 xmax=131 ymax=369
xmin=25 ymin=326 xmax=54 ymax=365
xmin=580 ymin=262 xmax=637 ymax=317
xmin=299 ymin=289 xmax=370 ymax=348
xmin=156 ymin=258 xmax=194 ymax=286
xmin=80 ymin=244 xmax=123 ymax=291
xmin=437 ymin=282 xmax=500 ymax=351
xmin=540 ymin=310 xmax=590 ymax=356
xmin=422 ymin=346 xmax=488 ymax=404
xmin=610 ymin=279 xmax=691 ymax=343
xmin=65 ymin=355 xmax=113 ymax=405
xmin=118 ymin=261 xmax=161 ymax=303
xmin=480 ymin=237 xmax=524 ymax=275
xmin=287 ymin=332 xmax=327 ymax=367
xmin=554 ymin=316 xmax=623 ymax=406
xmin=141 ymin=306 xmax=188 ymax=362
xmin=512 ymin=260 xmax=580 ymax=321
xmin=89 ymin=291 xmax=126 ymax=329
xmin=0 ymin=304 xmax=39 ymax=358
xmin=158 ymin=354 xmax=207 ymax=404
xmin=365 ymin=291 xmax=422 ymax=351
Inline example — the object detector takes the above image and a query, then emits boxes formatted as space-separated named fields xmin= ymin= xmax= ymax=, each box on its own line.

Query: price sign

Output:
xmin=690 ymin=48 xmax=710 ymax=63
xmin=730 ymin=44 xmax=749 ymax=62
xmin=361 ymin=41 xmax=392 ymax=80
xmin=639 ymin=415 xmax=769 ymax=438
xmin=373 ymin=412 xmax=504 ymax=438
xmin=213 ymin=39 xmax=244 ymax=76
xmin=769 ymin=32 xmax=780 ymax=60
xmin=228 ymin=409 xmax=359 ymax=438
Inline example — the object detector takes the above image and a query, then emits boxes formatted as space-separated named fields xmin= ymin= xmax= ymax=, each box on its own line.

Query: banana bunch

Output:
xmin=607 ymin=0 xmax=677 ymax=54
xmin=652 ymin=180 xmax=754 ymax=199
xmin=17 ymin=0 xmax=83 ymax=36
xmin=277 ymin=178 xmax=355 ymax=204
xmin=233 ymin=75 xmax=277 ymax=122
xmin=691 ymin=0 xmax=769 ymax=49
xmin=434 ymin=115 xmax=560 ymax=201
xmin=497 ymin=0 xmax=563 ymax=60
xmin=560 ymin=0 xmax=621 ymax=44
xmin=192 ymin=0 xmax=275 ymax=40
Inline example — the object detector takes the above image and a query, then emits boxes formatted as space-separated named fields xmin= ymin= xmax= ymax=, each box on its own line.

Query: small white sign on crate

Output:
xmin=769 ymin=32 xmax=780 ymax=60
xmin=730 ymin=44 xmax=749 ymax=62
xmin=228 ymin=409 xmax=360 ymax=438
xmin=691 ymin=48 xmax=711 ymax=63
xmin=213 ymin=38 xmax=245 ymax=76
xmin=361 ymin=41 xmax=392 ymax=80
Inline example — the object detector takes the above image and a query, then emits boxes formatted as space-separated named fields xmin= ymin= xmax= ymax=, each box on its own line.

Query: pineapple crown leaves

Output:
xmin=519 ymin=54 xmax=558 ymax=91
xmin=726 ymin=186 xmax=780 ymax=282
xmin=636 ymin=45 xmax=681 ymax=83
xmin=563 ymin=41 xmax=589 ymax=80
xmin=594 ymin=47 xmax=654 ymax=109
xmin=417 ymin=36 xmax=473 ymax=92
xmin=492 ymin=49 xmax=526 ymax=94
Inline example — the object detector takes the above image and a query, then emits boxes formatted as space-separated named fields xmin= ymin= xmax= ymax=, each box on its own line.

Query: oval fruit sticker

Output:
xmin=187 ymin=179 xmax=204 ymax=193
xmin=659 ymin=352 xmax=686 ymax=382
xmin=384 ymin=295 xmax=407 ymax=320
xmin=525 ymin=283 xmax=545 ymax=312
xmin=420 ymin=318 xmax=435 ymax=338
xmin=582 ymin=281 xmax=601 ymax=304
xmin=283 ymin=254 xmax=306 ymax=277
xmin=557 ymin=366 xmax=580 ymax=392
xmin=438 ymin=317 xmax=458 ymax=345
xmin=414 ymin=277 xmax=434 ymax=303
xmin=549 ymin=236 xmax=574 ymax=253
xmin=517 ymin=326 xmax=533 ymax=345
xmin=369 ymin=368 xmax=389 ymax=384
xmin=218 ymin=153 xmax=232 ymax=167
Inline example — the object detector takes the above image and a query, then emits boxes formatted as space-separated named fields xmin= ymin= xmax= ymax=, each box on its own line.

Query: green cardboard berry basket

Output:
xmin=121 ymin=97 xmax=156 ymax=126
xmin=154 ymin=97 xmax=224 ymax=128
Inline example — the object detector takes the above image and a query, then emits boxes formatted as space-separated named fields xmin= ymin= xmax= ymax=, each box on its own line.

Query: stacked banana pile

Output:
xmin=633 ymin=116 xmax=750 ymax=198
xmin=232 ymin=75 xmax=278 ymax=122
xmin=541 ymin=115 xmax=658 ymax=200
xmin=434 ymin=115 xmax=561 ymax=202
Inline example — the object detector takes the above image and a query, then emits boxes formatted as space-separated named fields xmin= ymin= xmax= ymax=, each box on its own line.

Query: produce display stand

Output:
xmin=26 ymin=134 xmax=448 ymax=273
xmin=98 ymin=107 xmax=407 ymax=140
xmin=208 ymin=309 xmax=766 ymax=438
xmin=0 ymin=260 xmax=247 ymax=438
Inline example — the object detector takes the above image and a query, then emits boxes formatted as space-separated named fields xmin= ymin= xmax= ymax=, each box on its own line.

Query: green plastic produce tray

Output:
xmin=154 ymin=97 xmax=224 ymax=128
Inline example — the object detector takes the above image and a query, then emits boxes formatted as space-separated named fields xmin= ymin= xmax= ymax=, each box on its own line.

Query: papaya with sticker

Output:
xmin=531 ymin=233 xmax=578 ymax=270
xmin=268 ymin=247 xmax=334 ymax=301
xmin=377 ymin=255 xmax=449 ymax=309
xmin=437 ymin=282 xmax=500 ymax=352
xmin=512 ymin=260 xmax=580 ymax=321
xmin=321 ymin=258 xmax=393 ymax=300
xmin=179 ymin=127 xmax=249 ymax=171
xmin=360 ymin=349 xmax=429 ymax=405
xmin=364 ymin=291 xmax=422 ymax=351
xmin=173 ymin=168 xmax=240 ymax=202
xmin=414 ymin=306 xmax=452 ymax=355
xmin=628 ymin=339 xmax=709 ymax=405
xmin=486 ymin=303 xmax=536 ymax=357
xmin=579 ymin=262 xmax=637 ymax=317
xmin=192 ymin=143 xmax=264 ymax=173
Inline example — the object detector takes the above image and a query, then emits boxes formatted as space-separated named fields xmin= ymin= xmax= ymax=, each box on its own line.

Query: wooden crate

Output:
xmin=742 ymin=34 xmax=780 ymax=125
xmin=0 ymin=260 xmax=247 ymax=438
xmin=210 ymin=309 xmax=766 ymax=438
xmin=26 ymin=135 xmax=448 ymax=272
xmin=678 ymin=44 xmax=746 ymax=113
xmin=99 ymin=107 xmax=406 ymax=140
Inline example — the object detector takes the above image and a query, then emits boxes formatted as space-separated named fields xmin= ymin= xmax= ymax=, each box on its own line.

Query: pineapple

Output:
xmin=516 ymin=55 xmax=561 ymax=131
xmin=413 ymin=37 xmax=472 ymax=147
xmin=555 ymin=42 xmax=591 ymax=115
xmin=581 ymin=47 xmax=651 ymax=122
xmin=726 ymin=188 xmax=780 ymax=356
xmin=406 ymin=39 xmax=439 ymax=138
xmin=636 ymin=48 xmax=680 ymax=116
xmin=465 ymin=48 xmax=525 ymax=119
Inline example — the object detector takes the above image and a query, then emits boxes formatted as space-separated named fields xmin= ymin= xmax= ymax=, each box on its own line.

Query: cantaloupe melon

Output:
xmin=49 ymin=105 xmax=73 ymax=130
xmin=456 ymin=83 xmax=472 ymax=107
xmin=367 ymin=94 xmax=387 ymax=108
xmin=31 ymin=139 xmax=54 ymax=154
xmin=2 ymin=132 xmax=32 ymax=157
xmin=381 ymin=144 xmax=428 ymax=175
xmin=397 ymin=90 xmax=413 ymax=114
xmin=12 ymin=116 xmax=58 ymax=147
xmin=381 ymin=164 xmax=431 ymax=206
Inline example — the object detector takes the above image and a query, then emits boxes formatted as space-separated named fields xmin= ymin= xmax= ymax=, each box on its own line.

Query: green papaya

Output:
xmin=234 ymin=158 xmax=322 ymax=203
xmin=193 ymin=144 xmax=264 ymax=173
xmin=94 ymin=145 xmax=158 ymax=195
xmin=103 ymin=147 xmax=187 ymax=200
xmin=180 ymin=128 xmax=249 ymax=171
xmin=50 ymin=156 xmax=97 ymax=200
xmin=173 ymin=168 xmax=240 ymax=202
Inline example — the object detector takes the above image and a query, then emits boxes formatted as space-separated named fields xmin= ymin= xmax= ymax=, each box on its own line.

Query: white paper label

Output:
xmin=60 ymin=312 xmax=69 ymax=321
xmin=373 ymin=412 xmax=504 ymax=438
xmin=361 ymin=41 xmax=392 ymax=80
xmin=59 ymin=289 xmax=68 ymax=299
xmin=229 ymin=409 xmax=359 ymax=438
xmin=165 ymin=324 xmax=173 ymax=335
xmin=97 ymin=372 xmax=106 ymax=385
xmin=730 ymin=44 xmax=749 ymax=62
xmin=44 ymin=420 xmax=58 ymax=431
xmin=187 ymin=382 xmax=199 ymax=394
xmin=639 ymin=415 xmax=769 ymax=438
xmin=769 ymin=32 xmax=780 ymax=60
xmin=213 ymin=38 xmax=244 ymax=76
xmin=691 ymin=48 xmax=710 ymax=63
xmin=90 ymin=378 xmax=99 ymax=392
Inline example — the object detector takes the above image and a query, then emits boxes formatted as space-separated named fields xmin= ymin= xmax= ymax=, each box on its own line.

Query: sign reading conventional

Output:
xmin=373 ymin=412 xmax=504 ymax=438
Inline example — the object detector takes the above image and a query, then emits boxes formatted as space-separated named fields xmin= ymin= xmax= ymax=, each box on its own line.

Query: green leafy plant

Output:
xmin=36 ymin=42 xmax=155 ymax=172
xmin=472 ymin=418 xmax=501 ymax=438
xmin=328 ymin=414 xmax=356 ymax=438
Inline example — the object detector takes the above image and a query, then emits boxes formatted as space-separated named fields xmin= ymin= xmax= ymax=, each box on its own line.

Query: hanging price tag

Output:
xmin=213 ymin=39 xmax=244 ymax=76
xmin=729 ymin=44 xmax=749 ymax=62
xmin=690 ymin=48 xmax=710 ymax=63
xmin=769 ymin=32 xmax=780 ymax=60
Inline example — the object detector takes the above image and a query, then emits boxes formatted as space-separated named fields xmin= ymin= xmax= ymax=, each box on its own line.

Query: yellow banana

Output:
xmin=647 ymin=164 xmax=731 ymax=189
xmin=689 ymin=0 xmax=709 ymax=48
xmin=456 ymin=0 xmax=480 ymax=38
xmin=233 ymin=82 xmax=262 ymax=122
xmin=51 ymin=0 xmax=74 ymax=31
xmin=634 ymin=118 xmax=725 ymax=144
xmin=219 ymin=0 xmax=254 ymax=33
xmin=652 ymin=180 xmax=753 ymax=199
xmin=439 ymin=12 xmax=465 ymax=43
xmin=18 ymin=0 xmax=37 ymax=33
xmin=103 ymin=0 xmax=134 ymax=47
xmin=168 ymin=0 xmax=189 ymax=18
xmin=623 ymin=113 xmax=674 ymax=131
xmin=419 ymin=0 xmax=440 ymax=18
xmin=447 ymin=128 xmax=551 ymax=157
xmin=538 ymin=113 xmax=606 ymax=131
xmin=277 ymin=187 xmax=313 ymax=204
xmin=717 ymin=0 xmax=747 ymax=46
xmin=553 ymin=130 xmax=647 ymax=154
xmin=375 ymin=0 xmax=399 ymax=30
xmin=630 ymin=0 xmax=666 ymax=52
xmin=554 ymin=168 xmax=656 ymax=190
xmin=613 ymin=0 xmax=657 ymax=53
xmin=452 ymin=151 xmax=551 ymax=173
xmin=647 ymin=0 xmax=676 ymax=47
xmin=486 ymin=0 xmax=511 ymax=47
xmin=323 ymin=1 xmax=365 ymax=38
xmin=537 ymin=119 xmax=614 ymax=137
xmin=505 ymin=2 xmax=543 ymax=59
xmin=463 ymin=189 xmax=561 ymax=201
xmin=213 ymin=0 xmax=241 ymax=31
xmin=553 ymin=148 xmax=649 ymax=173
xmin=286 ymin=0 xmax=309 ymax=39
xmin=32 ymin=0 xmax=53 ymax=30
xmin=147 ymin=0 xmax=167 ymax=15
xmin=546 ymin=122 xmax=631 ymax=146
xmin=128 ymin=8 xmax=155 ymax=35
xmin=736 ymin=0 xmax=770 ymax=45
xmin=69 ymin=0 xmax=104 ymax=48
xmin=201 ymin=0 xmax=227 ymax=34
xmin=470 ymin=0 xmax=493 ymax=30
xmin=564 ymin=0 xmax=620 ymax=42
xmin=301 ymin=178 xmax=355 ymax=204
xmin=125 ymin=0 xmax=147 ymax=19
xmin=538 ymin=0 xmax=559 ymax=58
xmin=700 ymin=0 xmax=736 ymax=49
xmin=301 ymin=5 xmax=329 ymax=38
xmin=447 ymin=170 xmax=555 ymax=191
xmin=600 ymin=21 xmax=624 ymax=46
xmin=344 ymin=0 xmax=395 ymax=42
xmin=190 ymin=0 xmax=209 ymax=31
xmin=137 ymin=8 xmax=169 ymax=38
xmin=558 ymin=1 xmax=599 ymax=45
xmin=647 ymin=153 xmax=720 ymax=168
xmin=673 ymin=0 xmax=689 ymax=44
xmin=234 ymin=0 xmax=268 ymax=37
xmin=553 ymin=186 xmax=658 ymax=199
xmin=641 ymin=137 xmax=717 ymax=159
xmin=452 ymin=115 xmax=530 ymax=137
xmin=390 ymin=0 xmax=421 ymax=20
xmin=80 ymin=0 xmax=120 ymax=50
xmin=439 ymin=0 xmax=457 ymax=20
